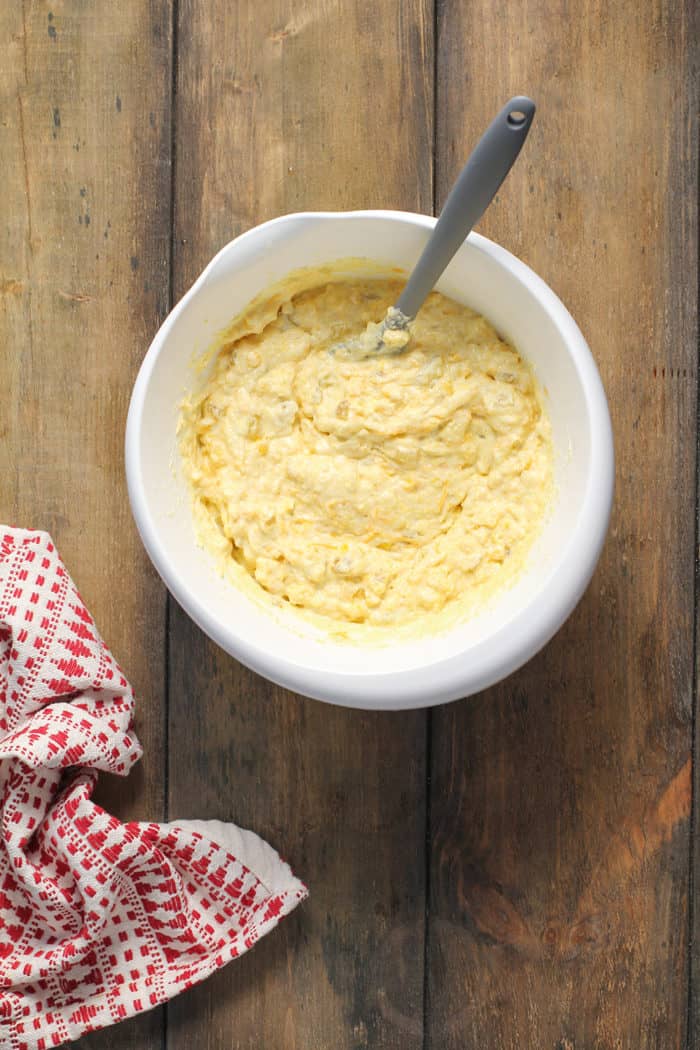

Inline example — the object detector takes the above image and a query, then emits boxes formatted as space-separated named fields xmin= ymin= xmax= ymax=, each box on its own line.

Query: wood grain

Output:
xmin=0 ymin=2 xmax=172 ymax=1048
xmin=166 ymin=1 xmax=432 ymax=1047
xmin=2 ymin=1 xmax=697 ymax=1047
xmin=428 ymin=2 xmax=698 ymax=1048
xmin=687 ymin=3 xmax=700 ymax=1042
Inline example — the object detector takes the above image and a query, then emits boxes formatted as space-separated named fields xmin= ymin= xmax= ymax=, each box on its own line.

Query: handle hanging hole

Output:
xmin=507 ymin=110 xmax=527 ymax=127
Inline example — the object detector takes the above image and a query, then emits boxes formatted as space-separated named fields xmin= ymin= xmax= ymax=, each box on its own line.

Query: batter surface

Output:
xmin=178 ymin=270 xmax=553 ymax=634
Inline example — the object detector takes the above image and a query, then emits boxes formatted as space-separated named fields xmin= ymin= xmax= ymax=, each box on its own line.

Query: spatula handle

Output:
xmin=395 ymin=96 xmax=536 ymax=320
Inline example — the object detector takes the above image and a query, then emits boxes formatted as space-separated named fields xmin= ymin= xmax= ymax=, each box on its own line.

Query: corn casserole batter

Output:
xmin=178 ymin=268 xmax=553 ymax=635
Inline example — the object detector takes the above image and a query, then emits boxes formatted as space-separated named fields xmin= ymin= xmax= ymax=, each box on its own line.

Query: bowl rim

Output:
xmin=125 ymin=209 xmax=614 ymax=710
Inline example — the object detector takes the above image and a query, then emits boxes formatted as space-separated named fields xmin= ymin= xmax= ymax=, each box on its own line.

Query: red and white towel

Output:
xmin=0 ymin=528 xmax=307 ymax=1050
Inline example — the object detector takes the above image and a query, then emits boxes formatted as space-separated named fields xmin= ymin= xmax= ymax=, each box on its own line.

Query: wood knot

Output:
xmin=543 ymin=923 xmax=558 ymax=944
xmin=269 ymin=24 xmax=293 ymax=42
xmin=542 ymin=922 xmax=560 ymax=957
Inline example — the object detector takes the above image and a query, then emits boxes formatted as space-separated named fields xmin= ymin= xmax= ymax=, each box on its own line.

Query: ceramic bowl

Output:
xmin=125 ymin=211 xmax=614 ymax=709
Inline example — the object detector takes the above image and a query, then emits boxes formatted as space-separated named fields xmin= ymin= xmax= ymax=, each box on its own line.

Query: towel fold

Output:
xmin=0 ymin=528 xmax=306 ymax=1050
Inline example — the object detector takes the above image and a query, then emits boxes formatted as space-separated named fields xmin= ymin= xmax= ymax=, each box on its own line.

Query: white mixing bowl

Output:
xmin=125 ymin=211 xmax=614 ymax=710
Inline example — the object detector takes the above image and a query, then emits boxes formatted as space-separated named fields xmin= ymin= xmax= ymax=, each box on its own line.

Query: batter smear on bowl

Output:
xmin=178 ymin=270 xmax=553 ymax=634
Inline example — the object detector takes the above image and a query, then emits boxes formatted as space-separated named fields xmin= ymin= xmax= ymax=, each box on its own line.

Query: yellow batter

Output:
xmin=178 ymin=267 xmax=553 ymax=635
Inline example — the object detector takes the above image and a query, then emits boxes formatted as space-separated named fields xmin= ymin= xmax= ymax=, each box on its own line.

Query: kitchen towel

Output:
xmin=0 ymin=527 xmax=307 ymax=1049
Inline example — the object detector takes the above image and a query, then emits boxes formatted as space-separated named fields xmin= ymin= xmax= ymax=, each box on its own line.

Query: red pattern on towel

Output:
xmin=0 ymin=529 xmax=306 ymax=1050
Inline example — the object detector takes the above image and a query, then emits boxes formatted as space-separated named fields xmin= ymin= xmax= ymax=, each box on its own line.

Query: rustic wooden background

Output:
xmin=1 ymin=1 xmax=698 ymax=1047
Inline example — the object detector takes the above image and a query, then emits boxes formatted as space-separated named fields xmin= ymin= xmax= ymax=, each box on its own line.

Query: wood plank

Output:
xmin=690 ymin=0 xmax=700 ymax=1032
xmin=167 ymin=2 xmax=433 ymax=1046
xmin=0 ymin=3 xmax=172 ymax=1048
xmin=428 ymin=2 xmax=698 ymax=1047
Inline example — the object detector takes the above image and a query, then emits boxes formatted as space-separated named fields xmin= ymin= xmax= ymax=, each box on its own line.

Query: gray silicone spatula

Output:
xmin=340 ymin=95 xmax=536 ymax=357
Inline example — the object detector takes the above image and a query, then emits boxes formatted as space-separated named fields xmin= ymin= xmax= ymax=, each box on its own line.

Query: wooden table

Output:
xmin=1 ymin=2 xmax=698 ymax=1047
